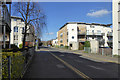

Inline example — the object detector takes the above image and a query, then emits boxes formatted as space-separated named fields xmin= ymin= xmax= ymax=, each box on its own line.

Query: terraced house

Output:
xmin=57 ymin=22 xmax=112 ymax=50
xmin=113 ymin=0 xmax=120 ymax=55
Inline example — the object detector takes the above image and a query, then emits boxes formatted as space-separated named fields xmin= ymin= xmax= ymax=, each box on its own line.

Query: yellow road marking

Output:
xmin=48 ymin=50 xmax=92 ymax=80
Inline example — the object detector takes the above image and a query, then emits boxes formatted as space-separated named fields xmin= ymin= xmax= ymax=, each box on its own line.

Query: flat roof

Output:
xmin=59 ymin=22 xmax=112 ymax=30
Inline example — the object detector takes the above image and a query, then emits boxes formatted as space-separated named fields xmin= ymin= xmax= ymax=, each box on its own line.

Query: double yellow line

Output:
xmin=48 ymin=50 xmax=92 ymax=80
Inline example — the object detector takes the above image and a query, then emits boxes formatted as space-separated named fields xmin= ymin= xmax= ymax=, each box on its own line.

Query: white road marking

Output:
xmin=88 ymin=65 xmax=104 ymax=70
xmin=60 ymin=54 xmax=64 ymax=56
xmin=74 ymin=59 xmax=83 ymax=63
xmin=56 ymin=64 xmax=65 ymax=68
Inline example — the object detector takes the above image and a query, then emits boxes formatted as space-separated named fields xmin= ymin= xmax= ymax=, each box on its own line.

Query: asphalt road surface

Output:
xmin=23 ymin=46 xmax=119 ymax=80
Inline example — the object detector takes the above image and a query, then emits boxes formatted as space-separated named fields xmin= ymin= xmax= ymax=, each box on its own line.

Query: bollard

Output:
xmin=7 ymin=56 xmax=11 ymax=80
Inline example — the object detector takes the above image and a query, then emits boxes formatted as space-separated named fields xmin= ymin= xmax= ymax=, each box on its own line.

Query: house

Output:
xmin=11 ymin=16 xmax=36 ymax=47
xmin=57 ymin=22 xmax=112 ymax=50
xmin=11 ymin=16 xmax=25 ymax=47
xmin=0 ymin=1 xmax=12 ymax=49
xmin=52 ymin=38 xmax=58 ymax=46
xmin=113 ymin=0 xmax=120 ymax=55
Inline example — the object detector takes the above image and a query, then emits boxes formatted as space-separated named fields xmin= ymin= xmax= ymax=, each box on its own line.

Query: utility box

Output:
xmin=90 ymin=40 xmax=99 ymax=53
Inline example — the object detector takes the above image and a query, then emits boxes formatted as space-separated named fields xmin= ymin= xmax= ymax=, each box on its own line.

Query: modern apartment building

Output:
xmin=57 ymin=22 xmax=112 ymax=50
xmin=0 ymin=1 xmax=11 ymax=48
xmin=11 ymin=16 xmax=35 ymax=47
xmin=113 ymin=0 xmax=120 ymax=55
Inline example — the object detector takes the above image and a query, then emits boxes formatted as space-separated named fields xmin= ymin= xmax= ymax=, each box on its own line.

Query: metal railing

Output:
xmin=86 ymin=32 xmax=103 ymax=36
xmin=2 ymin=47 xmax=35 ymax=79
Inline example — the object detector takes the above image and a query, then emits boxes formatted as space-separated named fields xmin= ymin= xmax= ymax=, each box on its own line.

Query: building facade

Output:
xmin=57 ymin=22 xmax=112 ymax=50
xmin=0 ymin=1 xmax=11 ymax=48
xmin=11 ymin=16 xmax=35 ymax=47
xmin=113 ymin=0 xmax=120 ymax=55
xmin=52 ymin=38 xmax=58 ymax=46
xmin=11 ymin=16 xmax=25 ymax=47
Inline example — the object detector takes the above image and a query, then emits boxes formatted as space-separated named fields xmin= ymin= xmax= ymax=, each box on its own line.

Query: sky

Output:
xmin=11 ymin=2 xmax=112 ymax=41
xmin=38 ymin=2 xmax=112 ymax=41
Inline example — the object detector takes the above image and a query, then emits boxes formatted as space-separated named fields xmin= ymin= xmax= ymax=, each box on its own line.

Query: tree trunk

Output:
xmin=22 ymin=24 xmax=27 ymax=50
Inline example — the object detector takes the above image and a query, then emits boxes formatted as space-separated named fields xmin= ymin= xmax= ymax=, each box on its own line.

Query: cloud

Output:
xmin=46 ymin=32 xmax=54 ymax=35
xmin=87 ymin=9 xmax=111 ymax=17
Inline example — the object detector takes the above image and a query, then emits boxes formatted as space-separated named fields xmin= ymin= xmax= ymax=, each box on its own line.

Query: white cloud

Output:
xmin=46 ymin=32 xmax=54 ymax=35
xmin=87 ymin=9 xmax=111 ymax=17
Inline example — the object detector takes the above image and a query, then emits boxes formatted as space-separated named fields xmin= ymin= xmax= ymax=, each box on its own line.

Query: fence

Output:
xmin=2 ymin=47 xmax=35 ymax=79
xmin=84 ymin=47 xmax=91 ymax=53
xmin=99 ymin=48 xmax=112 ymax=56
xmin=84 ymin=47 xmax=113 ymax=56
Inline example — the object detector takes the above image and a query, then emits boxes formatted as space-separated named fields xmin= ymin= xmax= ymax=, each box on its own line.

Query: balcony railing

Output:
xmin=78 ymin=38 xmax=86 ymax=42
xmin=86 ymin=32 xmax=103 ymax=36
xmin=107 ymin=39 xmax=113 ymax=43
xmin=78 ymin=32 xmax=86 ymax=35
xmin=2 ymin=4 xmax=11 ymax=27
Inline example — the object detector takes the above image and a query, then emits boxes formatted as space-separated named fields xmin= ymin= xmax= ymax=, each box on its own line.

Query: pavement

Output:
xmin=51 ymin=47 xmax=120 ymax=64
xmin=23 ymin=46 xmax=120 ymax=79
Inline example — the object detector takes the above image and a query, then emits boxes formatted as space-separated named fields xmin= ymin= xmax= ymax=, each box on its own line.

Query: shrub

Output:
xmin=19 ymin=44 xmax=23 ymax=49
xmin=2 ymin=51 xmax=25 ymax=78
xmin=84 ymin=41 xmax=90 ymax=47
xmin=65 ymin=46 xmax=69 ymax=49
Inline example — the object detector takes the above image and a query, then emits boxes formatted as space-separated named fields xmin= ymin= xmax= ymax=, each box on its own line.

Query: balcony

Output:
xmin=78 ymin=32 xmax=86 ymax=35
xmin=87 ymin=32 xmax=103 ymax=36
xmin=1 ymin=4 xmax=11 ymax=28
xmin=78 ymin=38 xmax=86 ymax=42
xmin=107 ymin=39 xmax=113 ymax=43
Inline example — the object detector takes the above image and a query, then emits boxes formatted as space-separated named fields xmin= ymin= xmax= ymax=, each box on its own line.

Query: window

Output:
xmin=67 ymin=39 xmax=68 ymax=42
xmin=60 ymin=44 xmax=63 ymax=46
xmin=119 ymin=23 xmax=120 ymax=29
xmin=14 ymin=35 xmax=18 ymax=40
xmin=72 ymin=29 xmax=74 ymax=31
xmin=14 ymin=26 xmax=18 ymax=32
xmin=67 ymin=32 xmax=68 ymax=35
xmin=119 ymin=3 xmax=120 ymax=11
xmin=119 ymin=42 xmax=120 ymax=49
xmin=97 ymin=30 xmax=101 ymax=34
xmin=72 ymin=36 xmax=74 ymax=39
xmin=92 ymin=30 xmax=94 ymax=33
xmin=60 ymin=39 xmax=63 ymax=43
xmin=60 ymin=33 xmax=63 ymax=37
xmin=90 ymin=25 xmax=94 ymax=28
xmin=5 ymin=36 xmax=7 ymax=40
xmin=22 ymin=27 xmax=25 ymax=33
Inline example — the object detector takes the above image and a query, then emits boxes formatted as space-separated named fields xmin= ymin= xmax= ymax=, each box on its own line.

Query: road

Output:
xmin=23 ymin=47 xmax=119 ymax=79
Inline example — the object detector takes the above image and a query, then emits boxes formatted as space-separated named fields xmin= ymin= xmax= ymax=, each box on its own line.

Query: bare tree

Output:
xmin=13 ymin=1 xmax=46 ymax=49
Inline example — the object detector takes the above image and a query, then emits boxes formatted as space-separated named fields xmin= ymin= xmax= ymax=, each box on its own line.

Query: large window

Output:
xmin=14 ymin=26 xmax=18 ymax=32
xmin=60 ymin=33 xmax=63 ymax=37
xmin=60 ymin=39 xmax=63 ymax=43
xmin=14 ymin=35 xmax=18 ymax=40
xmin=22 ymin=27 xmax=25 ymax=33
